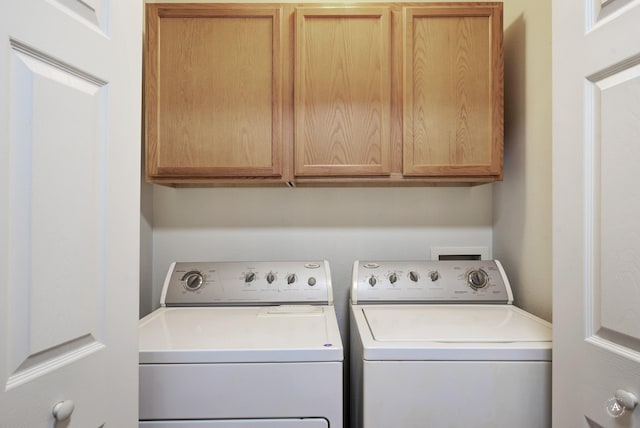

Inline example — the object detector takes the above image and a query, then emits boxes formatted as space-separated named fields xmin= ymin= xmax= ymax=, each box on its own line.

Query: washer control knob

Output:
xmin=182 ymin=271 xmax=204 ymax=291
xmin=369 ymin=275 xmax=377 ymax=287
xmin=266 ymin=272 xmax=276 ymax=284
xmin=245 ymin=272 xmax=256 ymax=283
xmin=409 ymin=271 xmax=419 ymax=282
xmin=308 ymin=277 xmax=317 ymax=286
xmin=389 ymin=273 xmax=398 ymax=284
xmin=287 ymin=274 xmax=296 ymax=285
xmin=430 ymin=271 xmax=440 ymax=281
xmin=468 ymin=269 xmax=489 ymax=290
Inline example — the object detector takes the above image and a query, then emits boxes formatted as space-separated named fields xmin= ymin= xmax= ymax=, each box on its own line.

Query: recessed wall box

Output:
xmin=430 ymin=246 xmax=490 ymax=261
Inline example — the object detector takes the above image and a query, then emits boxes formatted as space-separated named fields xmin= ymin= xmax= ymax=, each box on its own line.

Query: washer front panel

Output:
xmin=361 ymin=360 xmax=551 ymax=428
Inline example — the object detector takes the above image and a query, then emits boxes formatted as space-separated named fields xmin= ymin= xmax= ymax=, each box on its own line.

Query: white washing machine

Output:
xmin=350 ymin=260 xmax=552 ymax=428
xmin=139 ymin=261 xmax=343 ymax=427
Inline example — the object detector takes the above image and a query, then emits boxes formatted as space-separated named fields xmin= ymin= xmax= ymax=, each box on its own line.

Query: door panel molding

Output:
xmin=6 ymin=32 xmax=109 ymax=395
xmin=584 ymin=61 xmax=640 ymax=348
xmin=6 ymin=338 xmax=104 ymax=390
xmin=45 ymin=0 xmax=108 ymax=35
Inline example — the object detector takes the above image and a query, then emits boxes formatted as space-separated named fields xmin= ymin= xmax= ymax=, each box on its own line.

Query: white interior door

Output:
xmin=0 ymin=1 xmax=141 ymax=426
xmin=553 ymin=1 xmax=640 ymax=426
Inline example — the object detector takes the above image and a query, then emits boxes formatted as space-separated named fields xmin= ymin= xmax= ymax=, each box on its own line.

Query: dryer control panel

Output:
xmin=162 ymin=260 xmax=333 ymax=306
xmin=351 ymin=260 xmax=513 ymax=304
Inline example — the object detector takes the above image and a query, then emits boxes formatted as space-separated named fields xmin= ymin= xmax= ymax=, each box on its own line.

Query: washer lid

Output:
xmin=139 ymin=306 xmax=343 ymax=364
xmin=364 ymin=305 xmax=550 ymax=342
xmin=353 ymin=305 xmax=552 ymax=361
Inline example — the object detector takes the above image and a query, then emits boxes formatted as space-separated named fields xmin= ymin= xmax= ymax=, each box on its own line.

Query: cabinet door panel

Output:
xmin=295 ymin=7 xmax=391 ymax=177
xmin=403 ymin=6 xmax=503 ymax=177
xmin=146 ymin=5 xmax=283 ymax=180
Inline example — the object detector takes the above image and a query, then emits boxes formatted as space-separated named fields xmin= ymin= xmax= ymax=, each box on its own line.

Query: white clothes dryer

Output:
xmin=139 ymin=261 xmax=343 ymax=428
xmin=350 ymin=260 xmax=551 ymax=428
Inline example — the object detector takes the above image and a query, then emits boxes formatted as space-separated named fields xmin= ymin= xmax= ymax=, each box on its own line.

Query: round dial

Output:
xmin=467 ymin=269 xmax=489 ymax=290
xmin=308 ymin=277 xmax=317 ymax=286
xmin=266 ymin=272 xmax=276 ymax=284
xmin=287 ymin=273 xmax=296 ymax=285
xmin=182 ymin=271 xmax=204 ymax=291
xmin=369 ymin=275 xmax=377 ymax=287
xmin=245 ymin=272 xmax=256 ymax=283
xmin=389 ymin=273 xmax=398 ymax=284
xmin=429 ymin=271 xmax=440 ymax=281
xmin=409 ymin=271 xmax=419 ymax=282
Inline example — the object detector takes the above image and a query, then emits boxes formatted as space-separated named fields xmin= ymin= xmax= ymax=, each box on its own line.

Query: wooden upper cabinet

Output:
xmin=402 ymin=4 xmax=503 ymax=179
xmin=294 ymin=7 xmax=392 ymax=177
xmin=143 ymin=3 xmax=504 ymax=185
xmin=145 ymin=4 xmax=284 ymax=182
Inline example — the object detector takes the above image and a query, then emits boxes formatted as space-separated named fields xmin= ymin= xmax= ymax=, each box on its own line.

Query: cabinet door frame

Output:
xmin=294 ymin=7 xmax=392 ymax=177
xmin=402 ymin=5 xmax=503 ymax=178
xmin=145 ymin=4 xmax=284 ymax=182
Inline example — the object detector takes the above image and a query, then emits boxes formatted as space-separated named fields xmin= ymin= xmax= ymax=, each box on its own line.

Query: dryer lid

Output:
xmin=139 ymin=306 xmax=343 ymax=364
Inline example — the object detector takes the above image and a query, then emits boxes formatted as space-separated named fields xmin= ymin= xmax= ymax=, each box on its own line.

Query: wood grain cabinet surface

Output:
xmin=294 ymin=7 xmax=392 ymax=178
xmin=402 ymin=5 xmax=503 ymax=180
xmin=144 ymin=2 xmax=503 ymax=186
xmin=145 ymin=4 xmax=284 ymax=184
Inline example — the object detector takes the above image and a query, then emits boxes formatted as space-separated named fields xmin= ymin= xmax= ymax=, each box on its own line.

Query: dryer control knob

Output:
xmin=266 ymin=272 xmax=276 ymax=284
xmin=468 ymin=269 xmax=489 ymax=290
xmin=369 ymin=275 xmax=377 ymax=287
xmin=287 ymin=274 xmax=296 ymax=285
xmin=430 ymin=271 xmax=440 ymax=281
xmin=409 ymin=271 xmax=419 ymax=282
xmin=182 ymin=271 xmax=204 ymax=291
xmin=389 ymin=273 xmax=398 ymax=284
xmin=245 ymin=272 xmax=256 ymax=283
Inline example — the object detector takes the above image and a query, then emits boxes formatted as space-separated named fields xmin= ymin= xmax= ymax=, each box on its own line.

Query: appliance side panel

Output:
xmin=349 ymin=307 xmax=365 ymax=428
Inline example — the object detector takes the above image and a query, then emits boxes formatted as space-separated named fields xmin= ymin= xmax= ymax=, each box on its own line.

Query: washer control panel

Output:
xmin=162 ymin=261 xmax=333 ymax=306
xmin=351 ymin=260 xmax=512 ymax=304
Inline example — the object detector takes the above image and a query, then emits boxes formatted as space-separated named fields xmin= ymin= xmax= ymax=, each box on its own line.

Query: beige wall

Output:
xmin=493 ymin=0 xmax=552 ymax=321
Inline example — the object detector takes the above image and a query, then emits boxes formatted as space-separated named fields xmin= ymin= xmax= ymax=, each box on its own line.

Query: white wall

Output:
xmin=140 ymin=180 xmax=154 ymax=317
xmin=493 ymin=1 xmax=552 ymax=321
xmin=149 ymin=185 xmax=493 ymax=341
xmin=139 ymin=0 xmax=554 ymax=332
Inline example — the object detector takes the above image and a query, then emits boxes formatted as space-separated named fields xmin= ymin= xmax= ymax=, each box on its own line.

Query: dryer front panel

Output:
xmin=140 ymin=419 xmax=328 ymax=427
xmin=139 ymin=362 xmax=342 ymax=421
